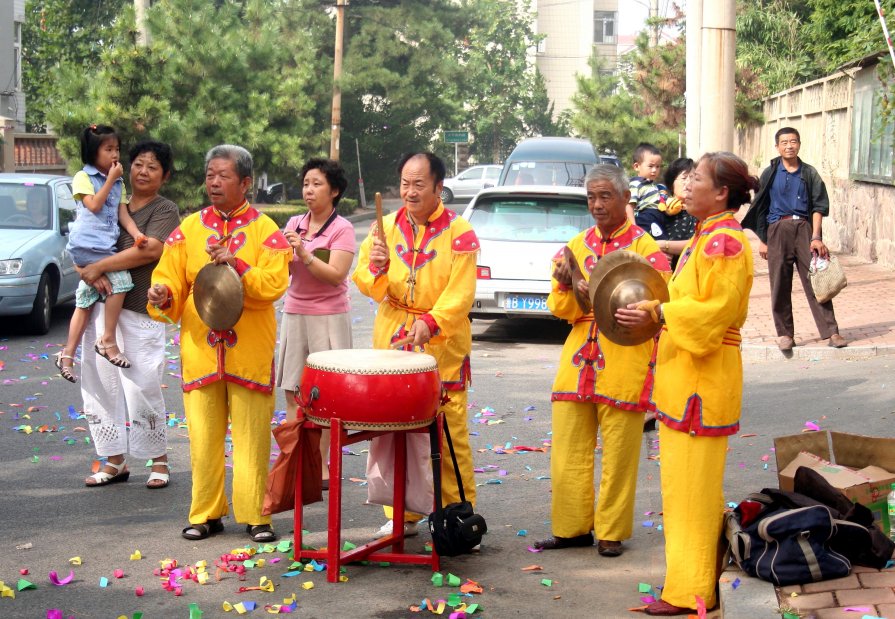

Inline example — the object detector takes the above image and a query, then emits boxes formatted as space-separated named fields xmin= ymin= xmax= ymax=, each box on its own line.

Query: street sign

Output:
xmin=444 ymin=130 xmax=469 ymax=144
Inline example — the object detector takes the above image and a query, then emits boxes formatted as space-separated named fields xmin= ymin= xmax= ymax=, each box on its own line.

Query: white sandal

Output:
xmin=85 ymin=459 xmax=129 ymax=487
xmin=146 ymin=461 xmax=170 ymax=489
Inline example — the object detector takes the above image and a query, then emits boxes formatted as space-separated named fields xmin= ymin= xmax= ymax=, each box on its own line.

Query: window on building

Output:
xmin=851 ymin=70 xmax=895 ymax=184
xmin=14 ymin=23 xmax=22 ymax=89
xmin=594 ymin=11 xmax=616 ymax=45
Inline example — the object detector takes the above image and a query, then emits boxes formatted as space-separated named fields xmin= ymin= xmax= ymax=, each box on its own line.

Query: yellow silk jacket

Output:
xmin=549 ymin=221 xmax=670 ymax=410
xmin=352 ymin=203 xmax=478 ymax=390
xmin=148 ymin=202 xmax=291 ymax=393
xmin=647 ymin=210 xmax=754 ymax=436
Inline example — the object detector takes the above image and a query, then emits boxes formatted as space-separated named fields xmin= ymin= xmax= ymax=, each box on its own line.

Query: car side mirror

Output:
xmin=61 ymin=222 xmax=71 ymax=235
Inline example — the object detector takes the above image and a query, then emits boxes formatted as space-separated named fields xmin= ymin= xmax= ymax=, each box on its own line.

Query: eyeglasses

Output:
xmin=778 ymin=139 xmax=800 ymax=146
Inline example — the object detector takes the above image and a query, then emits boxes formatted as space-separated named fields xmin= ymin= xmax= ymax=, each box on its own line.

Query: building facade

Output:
xmin=533 ymin=0 xmax=619 ymax=118
xmin=0 ymin=0 xmax=26 ymax=131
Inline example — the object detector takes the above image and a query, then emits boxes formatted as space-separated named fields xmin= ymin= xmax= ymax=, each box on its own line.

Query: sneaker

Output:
xmin=374 ymin=519 xmax=419 ymax=538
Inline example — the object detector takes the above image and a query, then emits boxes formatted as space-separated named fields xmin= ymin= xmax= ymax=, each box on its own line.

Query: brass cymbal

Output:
xmin=593 ymin=261 xmax=669 ymax=345
xmin=563 ymin=246 xmax=591 ymax=313
xmin=587 ymin=250 xmax=650 ymax=311
xmin=193 ymin=262 xmax=244 ymax=331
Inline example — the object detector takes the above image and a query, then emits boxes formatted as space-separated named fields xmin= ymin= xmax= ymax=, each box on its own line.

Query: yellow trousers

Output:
xmin=550 ymin=401 xmax=643 ymax=540
xmin=385 ymin=390 xmax=475 ymax=522
xmin=658 ymin=424 xmax=728 ymax=610
xmin=184 ymin=381 xmax=274 ymax=526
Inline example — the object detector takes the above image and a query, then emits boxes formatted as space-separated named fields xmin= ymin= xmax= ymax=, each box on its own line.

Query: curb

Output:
xmin=719 ymin=566 xmax=781 ymax=618
xmin=741 ymin=344 xmax=895 ymax=362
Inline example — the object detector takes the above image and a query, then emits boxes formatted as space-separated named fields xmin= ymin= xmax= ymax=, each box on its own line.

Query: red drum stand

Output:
xmin=293 ymin=415 xmax=442 ymax=582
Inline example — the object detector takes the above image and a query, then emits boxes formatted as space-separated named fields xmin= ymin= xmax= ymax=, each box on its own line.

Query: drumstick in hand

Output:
xmin=375 ymin=192 xmax=385 ymax=243
xmin=390 ymin=336 xmax=415 ymax=349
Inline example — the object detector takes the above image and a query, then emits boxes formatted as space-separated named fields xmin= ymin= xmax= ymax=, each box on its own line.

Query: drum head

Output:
xmin=306 ymin=349 xmax=438 ymax=374
xmin=193 ymin=263 xmax=244 ymax=331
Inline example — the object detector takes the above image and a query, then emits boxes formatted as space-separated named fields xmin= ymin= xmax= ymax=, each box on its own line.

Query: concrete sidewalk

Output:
xmin=741 ymin=235 xmax=895 ymax=360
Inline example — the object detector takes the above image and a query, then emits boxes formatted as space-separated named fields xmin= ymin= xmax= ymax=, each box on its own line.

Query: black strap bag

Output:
xmin=427 ymin=418 xmax=487 ymax=556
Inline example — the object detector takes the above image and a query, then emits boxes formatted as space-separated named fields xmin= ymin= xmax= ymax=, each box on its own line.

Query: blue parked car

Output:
xmin=0 ymin=173 xmax=79 ymax=334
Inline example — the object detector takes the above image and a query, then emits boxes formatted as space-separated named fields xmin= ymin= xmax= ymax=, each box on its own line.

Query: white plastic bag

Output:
xmin=366 ymin=432 xmax=435 ymax=515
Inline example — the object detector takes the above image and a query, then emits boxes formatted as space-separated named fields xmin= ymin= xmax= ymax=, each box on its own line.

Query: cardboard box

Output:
xmin=774 ymin=431 xmax=895 ymax=532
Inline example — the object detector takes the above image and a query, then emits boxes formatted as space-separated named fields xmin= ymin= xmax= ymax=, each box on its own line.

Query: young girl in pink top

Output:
xmin=277 ymin=158 xmax=356 ymax=487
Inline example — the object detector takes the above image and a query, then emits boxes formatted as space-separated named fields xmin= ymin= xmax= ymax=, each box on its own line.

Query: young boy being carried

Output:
xmin=626 ymin=142 xmax=669 ymax=241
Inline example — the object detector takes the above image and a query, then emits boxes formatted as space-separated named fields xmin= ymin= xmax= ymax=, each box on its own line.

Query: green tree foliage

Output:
xmin=335 ymin=0 xmax=467 ymax=195
xmin=736 ymin=0 xmax=818 ymax=94
xmin=570 ymin=54 xmax=680 ymax=168
xmin=806 ymin=0 xmax=895 ymax=73
xmin=22 ymin=0 xmax=127 ymax=132
xmin=459 ymin=0 xmax=563 ymax=164
xmin=45 ymin=0 xmax=329 ymax=209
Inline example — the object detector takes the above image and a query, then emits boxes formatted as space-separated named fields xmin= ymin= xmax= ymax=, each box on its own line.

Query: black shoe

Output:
xmin=532 ymin=532 xmax=594 ymax=550
xmin=246 ymin=524 xmax=278 ymax=543
xmin=181 ymin=518 xmax=223 ymax=540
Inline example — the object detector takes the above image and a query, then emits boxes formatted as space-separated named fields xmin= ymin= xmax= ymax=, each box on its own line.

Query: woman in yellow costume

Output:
xmin=618 ymin=152 xmax=756 ymax=615
xmin=148 ymin=145 xmax=290 ymax=543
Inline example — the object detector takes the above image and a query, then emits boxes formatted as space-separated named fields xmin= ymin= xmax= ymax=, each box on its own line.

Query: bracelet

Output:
xmin=811 ymin=236 xmax=822 ymax=242
xmin=303 ymin=254 xmax=314 ymax=266
xmin=663 ymin=240 xmax=669 ymax=252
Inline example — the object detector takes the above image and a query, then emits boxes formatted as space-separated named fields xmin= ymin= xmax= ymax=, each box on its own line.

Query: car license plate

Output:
xmin=504 ymin=293 xmax=548 ymax=312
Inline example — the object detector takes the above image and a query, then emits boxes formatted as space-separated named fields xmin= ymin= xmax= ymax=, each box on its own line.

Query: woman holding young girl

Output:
xmin=78 ymin=140 xmax=180 ymax=488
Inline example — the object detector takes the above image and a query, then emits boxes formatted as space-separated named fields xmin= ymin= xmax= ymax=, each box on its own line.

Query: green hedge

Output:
xmin=256 ymin=198 xmax=358 ymax=228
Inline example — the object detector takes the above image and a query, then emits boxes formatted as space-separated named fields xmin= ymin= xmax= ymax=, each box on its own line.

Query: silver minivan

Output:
xmin=498 ymin=137 xmax=600 ymax=187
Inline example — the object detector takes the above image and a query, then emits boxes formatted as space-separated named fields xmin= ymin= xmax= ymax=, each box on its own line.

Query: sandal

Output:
xmin=94 ymin=339 xmax=131 ymax=369
xmin=182 ymin=518 xmax=224 ymax=541
xmin=246 ymin=524 xmax=278 ymax=543
xmin=146 ymin=461 xmax=170 ymax=489
xmin=532 ymin=532 xmax=594 ymax=550
xmin=53 ymin=350 xmax=77 ymax=383
xmin=85 ymin=459 xmax=129 ymax=487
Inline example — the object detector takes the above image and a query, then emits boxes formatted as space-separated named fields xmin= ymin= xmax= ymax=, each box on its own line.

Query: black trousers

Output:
xmin=766 ymin=218 xmax=839 ymax=339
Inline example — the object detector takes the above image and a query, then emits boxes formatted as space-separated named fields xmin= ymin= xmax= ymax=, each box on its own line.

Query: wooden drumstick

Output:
xmin=375 ymin=192 xmax=385 ymax=243
xmin=390 ymin=336 xmax=415 ymax=349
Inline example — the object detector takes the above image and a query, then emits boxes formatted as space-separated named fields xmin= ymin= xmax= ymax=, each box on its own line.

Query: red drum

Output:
xmin=297 ymin=349 xmax=441 ymax=431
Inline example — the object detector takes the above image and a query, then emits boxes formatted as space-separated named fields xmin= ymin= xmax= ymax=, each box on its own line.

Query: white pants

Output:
xmin=81 ymin=306 xmax=169 ymax=460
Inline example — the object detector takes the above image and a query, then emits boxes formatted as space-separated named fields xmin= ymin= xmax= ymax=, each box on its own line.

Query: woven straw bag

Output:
xmin=809 ymin=255 xmax=847 ymax=304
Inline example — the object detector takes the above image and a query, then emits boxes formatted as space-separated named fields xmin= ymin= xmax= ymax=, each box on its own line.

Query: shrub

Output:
xmin=256 ymin=198 xmax=357 ymax=228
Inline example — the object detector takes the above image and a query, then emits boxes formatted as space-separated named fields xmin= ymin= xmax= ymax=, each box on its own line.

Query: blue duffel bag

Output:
xmin=726 ymin=503 xmax=853 ymax=586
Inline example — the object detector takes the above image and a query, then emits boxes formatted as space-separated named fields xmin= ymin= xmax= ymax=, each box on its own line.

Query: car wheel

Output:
xmin=440 ymin=188 xmax=454 ymax=204
xmin=25 ymin=272 xmax=54 ymax=335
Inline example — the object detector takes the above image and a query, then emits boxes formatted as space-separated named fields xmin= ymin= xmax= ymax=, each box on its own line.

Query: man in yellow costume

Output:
xmin=533 ymin=165 xmax=670 ymax=557
xmin=148 ymin=144 xmax=290 ymax=543
xmin=353 ymin=152 xmax=478 ymax=539
xmin=618 ymin=153 xmax=755 ymax=615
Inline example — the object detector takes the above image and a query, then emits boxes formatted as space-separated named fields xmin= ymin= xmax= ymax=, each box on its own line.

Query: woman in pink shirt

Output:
xmin=278 ymin=159 xmax=356 ymax=486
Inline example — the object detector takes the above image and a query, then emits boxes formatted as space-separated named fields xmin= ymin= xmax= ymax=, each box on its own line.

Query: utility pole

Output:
xmin=698 ymin=0 xmax=736 ymax=153
xmin=135 ymin=0 xmax=151 ymax=47
xmin=649 ymin=0 xmax=659 ymax=47
xmin=685 ymin=0 xmax=702 ymax=156
xmin=330 ymin=0 xmax=346 ymax=161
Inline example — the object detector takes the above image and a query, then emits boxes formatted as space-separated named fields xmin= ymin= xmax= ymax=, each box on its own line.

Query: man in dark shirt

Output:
xmin=742 ymin=127 xmax=846 ymax=351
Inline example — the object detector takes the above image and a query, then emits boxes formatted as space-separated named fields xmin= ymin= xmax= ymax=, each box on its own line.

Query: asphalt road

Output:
xmin=0 ymin=220 xmax=893 ymax=618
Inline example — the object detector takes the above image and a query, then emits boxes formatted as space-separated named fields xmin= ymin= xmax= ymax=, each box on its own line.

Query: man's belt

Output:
xmin=387 ymin=295 xmax=428 ymax=315
xmin=777 ymin=214 xmax=807 ymax=221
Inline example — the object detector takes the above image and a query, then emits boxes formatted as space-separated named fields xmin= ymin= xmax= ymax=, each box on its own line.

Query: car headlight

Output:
xmin=0 ymin=259 xmax=23 ymax=275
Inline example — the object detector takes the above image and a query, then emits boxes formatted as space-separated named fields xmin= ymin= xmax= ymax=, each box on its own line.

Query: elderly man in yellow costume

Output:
xmin=148 ymin=144 xmax=290 ymax=543
xmin=533 ymin=165 xmax=670 ymax=558
xmin=618 ymin=152 xmax=755 ymax=616
xmin=353 ymin=152 xmax=478 ymax=539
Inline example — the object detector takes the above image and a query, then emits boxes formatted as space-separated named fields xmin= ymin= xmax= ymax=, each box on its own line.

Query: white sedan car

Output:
xmin=440 ymin=164 xmax=501 ymax=204
xmin=461 ymin=185 xmax=592 ymax=319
